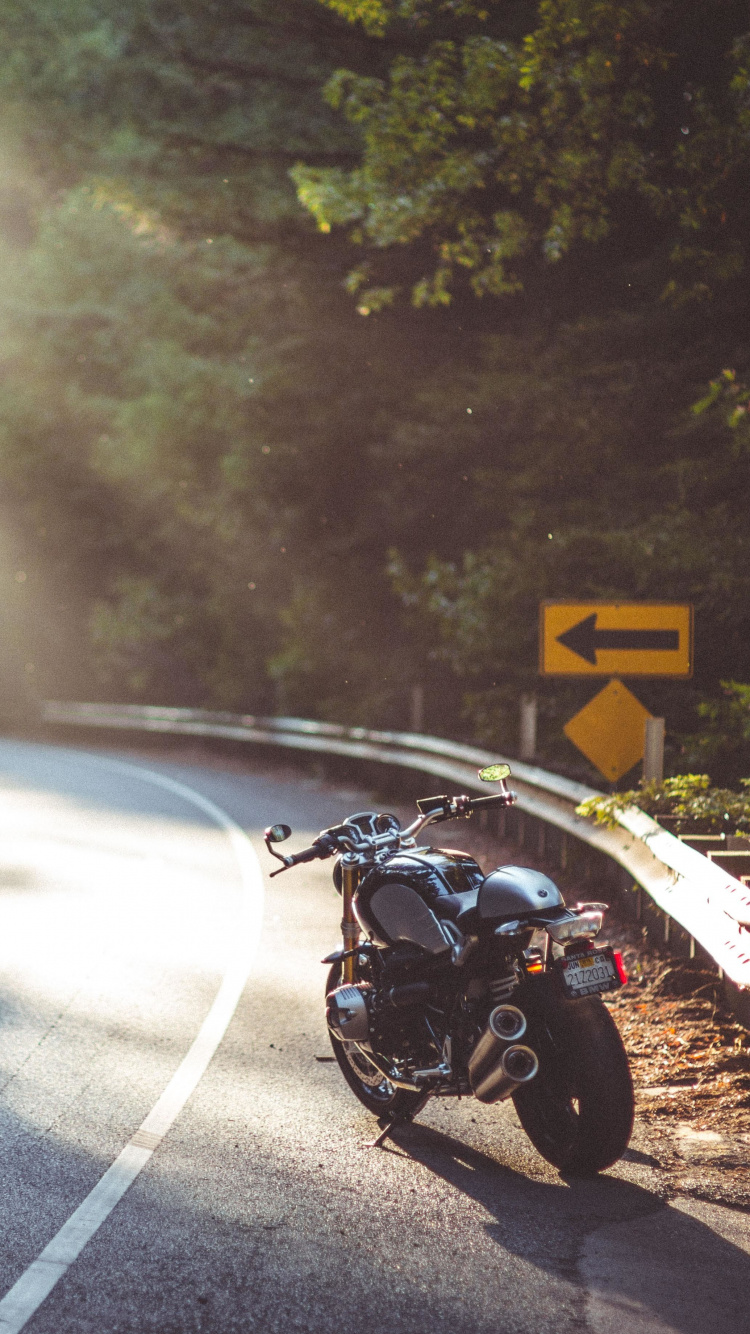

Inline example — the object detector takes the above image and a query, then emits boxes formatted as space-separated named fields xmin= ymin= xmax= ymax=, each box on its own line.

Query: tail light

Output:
xmin=612 ymin=950 xmax=628 ymax=986
xmin=547 ymin=907 xmax=606 ymax=944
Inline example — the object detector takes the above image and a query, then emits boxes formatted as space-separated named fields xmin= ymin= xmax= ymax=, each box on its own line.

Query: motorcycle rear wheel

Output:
xmin=325 ymin=962 xmax=424 ymax=1120
xmin=513 ymin=993 xmax=634 ymax=1176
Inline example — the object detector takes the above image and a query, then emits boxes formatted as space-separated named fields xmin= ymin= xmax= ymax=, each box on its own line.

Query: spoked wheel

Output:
xmin=513 ymin=993 xmax=634 ymax=1176
xmin=325 ymin=963 xmax=423 ymax=1120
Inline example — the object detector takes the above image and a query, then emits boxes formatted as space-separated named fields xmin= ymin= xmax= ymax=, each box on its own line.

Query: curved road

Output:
xmin=0 ymin=738 xmax=747 ymax=1333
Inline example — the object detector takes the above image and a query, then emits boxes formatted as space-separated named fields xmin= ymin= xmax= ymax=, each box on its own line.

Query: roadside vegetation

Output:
xmin=578 ymin=772 xmax=750 ymax=836
xmin=0 ymin=1 xmax=748 ymax=785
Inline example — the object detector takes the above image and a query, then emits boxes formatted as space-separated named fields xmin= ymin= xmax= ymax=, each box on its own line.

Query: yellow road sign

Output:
xmin=540 ymin=601 xmax=693 ymax=677
xmin=564 ymin=679 xmax=651 ymax=783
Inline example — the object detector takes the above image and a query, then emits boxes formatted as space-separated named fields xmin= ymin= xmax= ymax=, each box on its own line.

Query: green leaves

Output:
xmin=577 ymin=773 xmax=750 ymax=837
xmin=0 ymin=0 xmax=747 ymax=745
xmin=299 ymin=0 xmax=750 ymax=304
xmin=319 ymin=2 xmax=493 ymax=36
xmin=692 ymin=369 xmax=750 ymax=442
xmin=0 ymin=178 xmax=286 ymax=701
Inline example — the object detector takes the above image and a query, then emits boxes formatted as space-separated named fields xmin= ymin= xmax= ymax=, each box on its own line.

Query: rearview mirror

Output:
xmin=478 ymin=764 xmax=511 ymax=783
xmin=264 ymin=823 xmax=291 ymax=843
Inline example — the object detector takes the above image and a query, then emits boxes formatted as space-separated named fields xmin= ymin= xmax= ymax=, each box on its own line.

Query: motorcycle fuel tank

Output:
xmin=355 ymin=849 xmax=483 ymax=951
xmin=355 ymin=852 xmax=565 ymax=950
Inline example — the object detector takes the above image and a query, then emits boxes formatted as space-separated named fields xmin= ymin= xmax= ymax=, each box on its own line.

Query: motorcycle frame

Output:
xmin=340 ymin=857 xmax=361 ymax=984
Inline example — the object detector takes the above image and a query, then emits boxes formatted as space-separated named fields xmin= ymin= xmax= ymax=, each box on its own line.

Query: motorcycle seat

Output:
xmin=434 ymin=887 xmax=479 ymax=930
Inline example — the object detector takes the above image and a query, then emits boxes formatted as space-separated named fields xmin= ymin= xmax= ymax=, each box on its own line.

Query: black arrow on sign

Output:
xmin=556 ymin=613 xmax=679 ymax=665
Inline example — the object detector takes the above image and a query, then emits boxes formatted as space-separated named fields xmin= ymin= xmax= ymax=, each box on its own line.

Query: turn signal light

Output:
xmin=523 ymin=946 xmax=545 ymax=974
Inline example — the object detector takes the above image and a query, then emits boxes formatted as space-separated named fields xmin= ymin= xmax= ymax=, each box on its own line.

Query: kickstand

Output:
xmin=362 ymin=1089 xmax=433 ymax=1150
xmin=363 ymin=1119 xmax=399 ymax=1150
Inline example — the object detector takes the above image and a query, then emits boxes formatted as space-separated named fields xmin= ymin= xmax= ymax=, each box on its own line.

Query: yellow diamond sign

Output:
xmin=564 ymin=679 xmax=652 ymax=783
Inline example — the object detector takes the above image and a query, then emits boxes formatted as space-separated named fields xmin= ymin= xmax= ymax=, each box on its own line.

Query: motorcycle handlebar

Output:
xmin=268 ymin=836 xmax=336 ymax=875
xmin=269 ymin=791 xmax=515 ymax=873
xmin=468 ymin=792 xmax=515 ymax=812
xmin=411 ymin=789 xmax=515 ymax=830
xmin=287 ymin=841 xmax=331 ymax=867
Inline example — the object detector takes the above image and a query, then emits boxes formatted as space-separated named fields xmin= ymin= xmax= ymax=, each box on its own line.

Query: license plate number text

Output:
xmin=560 ymin=951 xmax=619 ymax=998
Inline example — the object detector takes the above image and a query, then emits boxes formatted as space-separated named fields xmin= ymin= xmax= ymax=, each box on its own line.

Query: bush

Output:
xmin=577 ymin=773 xmax=750 ymax=836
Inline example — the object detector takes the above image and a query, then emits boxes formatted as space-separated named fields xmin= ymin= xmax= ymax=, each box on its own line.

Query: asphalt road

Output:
xmin=0 ymin=737 xmax=747 ymax=1334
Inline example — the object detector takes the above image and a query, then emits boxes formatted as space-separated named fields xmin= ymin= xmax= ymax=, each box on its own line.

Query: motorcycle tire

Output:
xmin=325 ymin=963 xmax=424 ymax=1120
xmin=512 ymin=992 xmax=634 ymax=1177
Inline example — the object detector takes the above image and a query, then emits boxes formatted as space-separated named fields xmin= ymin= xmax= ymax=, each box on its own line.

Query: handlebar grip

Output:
xmin=287 ymin=840 xmax=332 ymax=867
xmin=469 ymin=792 xmax=515 ymax=810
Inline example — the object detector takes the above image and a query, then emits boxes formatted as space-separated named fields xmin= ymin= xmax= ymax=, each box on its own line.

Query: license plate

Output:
xmin=558 ymin=949 xmax=620 ymax=998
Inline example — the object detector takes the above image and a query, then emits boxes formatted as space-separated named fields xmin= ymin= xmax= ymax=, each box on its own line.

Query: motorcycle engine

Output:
xmin=326 ymin=984 xmax=372 ymax=1043
xmin=326 ymin=981 xmax=440 ymax=1068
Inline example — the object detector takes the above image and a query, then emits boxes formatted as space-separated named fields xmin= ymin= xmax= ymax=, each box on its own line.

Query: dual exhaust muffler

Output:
xmin=467 ymin=1004 xmax=538 ymax=1104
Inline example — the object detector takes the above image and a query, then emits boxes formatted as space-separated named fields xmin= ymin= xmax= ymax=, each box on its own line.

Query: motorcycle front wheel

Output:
xmin=513 ymin=992 xmax=634 ymax=1176
xmin=325 ymin=963 xmax=424 ymax=1120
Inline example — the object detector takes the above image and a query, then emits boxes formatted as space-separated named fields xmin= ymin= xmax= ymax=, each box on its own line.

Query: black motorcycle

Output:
xmin=265 ymin=763 xmax=634 ymax=1176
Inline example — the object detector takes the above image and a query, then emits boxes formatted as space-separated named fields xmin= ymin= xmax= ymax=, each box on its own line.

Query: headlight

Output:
xmin=546 ymin=903 xmax=606 ymax=944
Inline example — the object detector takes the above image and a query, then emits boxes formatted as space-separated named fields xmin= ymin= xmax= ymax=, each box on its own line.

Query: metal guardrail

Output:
xmin=42 ymin=700 xmax=750 ymax=991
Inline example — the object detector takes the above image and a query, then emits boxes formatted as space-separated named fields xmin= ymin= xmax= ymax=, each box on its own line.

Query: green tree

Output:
xmin=294 ymin=1 xmax=749 ymax=308
xmin=0 ymin=0 xmax=362 ymax=225
xmin=277 ymin=0 xmax=750 ymax=774
xmin=0 ymin=0 xmax=442 ymax=718
xmin=385 ymin=300 xmax=750 ymax=770
xmin=2 ymin=0 xmax=749 ymax=763
xmin=0 ymin=182 xmax=295 ymax=705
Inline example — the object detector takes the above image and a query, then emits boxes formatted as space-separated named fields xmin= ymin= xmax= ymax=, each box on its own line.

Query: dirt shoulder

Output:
xmin=603 ymin=925 xmax=750 ymax=1206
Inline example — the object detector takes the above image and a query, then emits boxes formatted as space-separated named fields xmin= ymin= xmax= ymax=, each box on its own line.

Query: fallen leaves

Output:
xmin=603 ymin=921 xmax=750 ymax=1137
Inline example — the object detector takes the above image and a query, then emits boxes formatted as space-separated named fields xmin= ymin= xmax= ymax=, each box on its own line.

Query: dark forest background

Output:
xmin=0 ymin=0 xmax=748 ymax=783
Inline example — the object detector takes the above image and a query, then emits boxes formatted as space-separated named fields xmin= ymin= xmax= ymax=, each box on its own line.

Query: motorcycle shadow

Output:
xmin=377 ymin=1118 xmax=750 ymax=1334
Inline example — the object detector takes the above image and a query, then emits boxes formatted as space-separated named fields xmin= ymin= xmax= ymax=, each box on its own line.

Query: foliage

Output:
xmin=0 ymin=0 xmax=436 ymax=718
xmin=0 ymin=181 xmax=290 ymax=704
xmin=692 ymin=368 xmax=750 ymax=440
xmin=577 ymin=773 xmax=750 ymax=836
xmin=296 ymin=0 xmax=750 ymax=307
xmin=678 ymin=682 xmax=750 ymax=785
xmin=0 ymin=0 xmax=361 ymax=228
xmin=384 ymin=303 xmax=750 ymax=763
xmin=0 ymin=0 xmax=749 ymax=764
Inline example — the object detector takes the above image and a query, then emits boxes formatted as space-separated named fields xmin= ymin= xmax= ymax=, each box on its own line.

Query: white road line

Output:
xmin=0 ymin=756 xmax=265 ymax=1334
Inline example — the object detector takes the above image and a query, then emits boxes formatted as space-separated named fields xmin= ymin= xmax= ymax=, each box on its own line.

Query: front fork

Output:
xmin=341 ymin=857 xmax=361 ymax=984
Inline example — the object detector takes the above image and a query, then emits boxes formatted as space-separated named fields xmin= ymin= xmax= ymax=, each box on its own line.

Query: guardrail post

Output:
xmin=643 ymin=716 xmax=665 ymax=783
xmin=519 ymin=693 xmax=537 ymax=760
xmin=410 ymin=684 xmax=425 ymax=734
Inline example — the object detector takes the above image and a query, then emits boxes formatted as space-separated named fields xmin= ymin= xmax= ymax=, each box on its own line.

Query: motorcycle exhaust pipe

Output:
xmin=471 ymin=1043 xmax=539 ymax=1104
xmin=467 ymin=1004 xmax=538 ymax=1104
xmin=467 ymin=1005 xmax=526 ymax=1087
